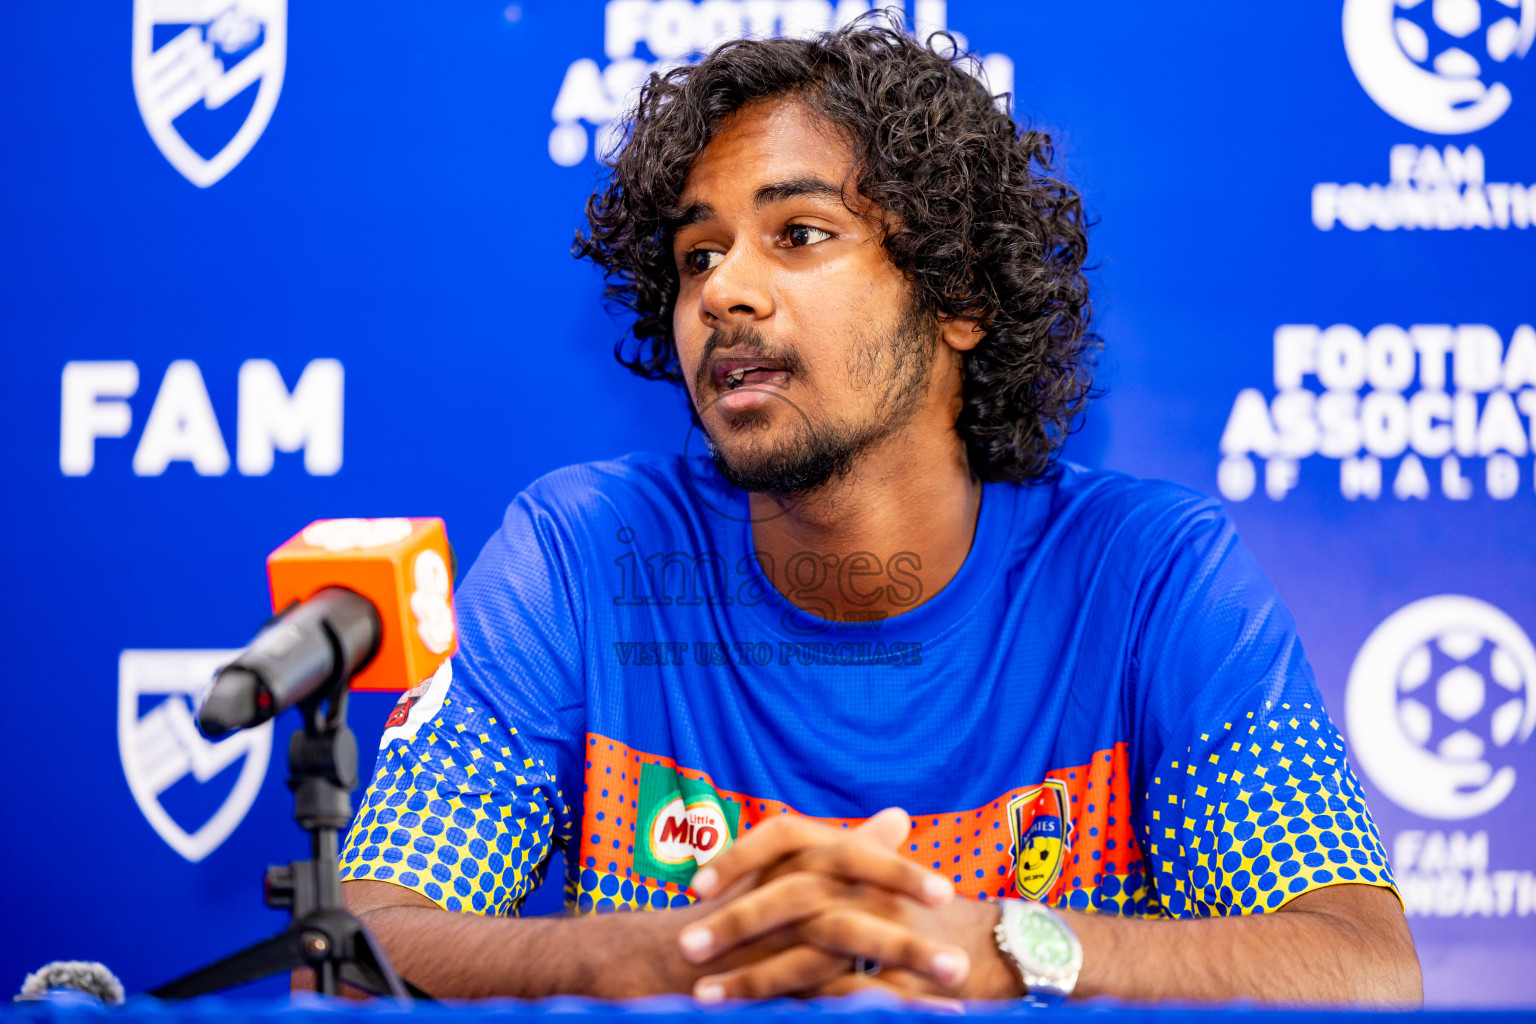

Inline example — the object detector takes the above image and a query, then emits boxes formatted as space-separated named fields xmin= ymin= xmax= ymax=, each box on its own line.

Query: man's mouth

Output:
xmin=711 ymin=358 xmax=792 ymax=392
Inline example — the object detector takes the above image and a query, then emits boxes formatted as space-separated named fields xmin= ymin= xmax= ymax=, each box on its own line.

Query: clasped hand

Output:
xmin=674 ymin=807 xmax=1006 ymax=1005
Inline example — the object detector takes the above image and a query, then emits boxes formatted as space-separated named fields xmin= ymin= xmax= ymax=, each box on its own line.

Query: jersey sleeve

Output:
xmin=339 ymin=488 xmax=589 ymax=916
xmin=1126 ymin=499 xmax=1396 ymax=919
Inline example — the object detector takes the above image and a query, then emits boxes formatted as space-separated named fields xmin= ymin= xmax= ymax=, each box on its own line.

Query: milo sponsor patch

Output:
xmin=633 ymin=762 xmax=741 ymax=886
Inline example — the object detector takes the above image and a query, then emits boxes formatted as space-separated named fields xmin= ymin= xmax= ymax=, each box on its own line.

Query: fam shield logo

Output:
xmin=119 ymin=649 xmax=273 ymax=861
xmin=132 ymin=0 xmax=288 ymax=187
xmin=1007 ymin=778 xmax=1072 ymax=901
xmin=1343 ymin=0 xmax=1534 ymax=134
xmin=1347 ymin=596 xmax=1536 ymax=820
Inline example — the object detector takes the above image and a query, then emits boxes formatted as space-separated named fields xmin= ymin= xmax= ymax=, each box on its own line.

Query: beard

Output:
xmin=696 ymin=298 xmax=936 ymax=497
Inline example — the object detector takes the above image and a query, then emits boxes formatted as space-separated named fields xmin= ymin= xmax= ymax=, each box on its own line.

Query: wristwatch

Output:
xmin=992 ymin=898 xmax=1083 ymax=1003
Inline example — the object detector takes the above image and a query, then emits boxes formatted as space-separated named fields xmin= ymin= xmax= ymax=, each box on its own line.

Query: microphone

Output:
xmin=198 ymin=518 xmax=457 ymax=737
xmin=16 ymin=962 xmax=125 ymax=1006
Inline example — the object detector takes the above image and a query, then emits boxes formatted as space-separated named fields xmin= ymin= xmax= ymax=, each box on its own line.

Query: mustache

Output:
xmin=694 ymin=325 xmax=806 ymax=394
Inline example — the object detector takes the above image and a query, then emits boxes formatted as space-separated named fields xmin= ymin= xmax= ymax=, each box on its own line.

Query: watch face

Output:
xmin=1017 ymin=910 xmax=1076 ymax=971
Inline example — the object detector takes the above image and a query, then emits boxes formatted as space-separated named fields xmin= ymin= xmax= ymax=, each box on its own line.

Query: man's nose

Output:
xmin=698 ymin=245 xmax=773 ymax=327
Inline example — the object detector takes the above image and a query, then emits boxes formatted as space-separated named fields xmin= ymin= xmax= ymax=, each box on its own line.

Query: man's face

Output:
xmin=671 ymin=98 xmax=938 ymax=495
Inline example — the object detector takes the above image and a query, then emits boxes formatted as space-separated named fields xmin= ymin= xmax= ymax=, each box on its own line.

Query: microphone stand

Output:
xmin=151 ymin=680 xmax=419 ymax=1001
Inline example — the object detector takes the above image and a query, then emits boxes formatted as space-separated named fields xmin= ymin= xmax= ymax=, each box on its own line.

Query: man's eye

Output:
xmin=783 ymin=225 xmax=832 ymax=247
xmin=686 ymin=249 xmax=724 ymax=273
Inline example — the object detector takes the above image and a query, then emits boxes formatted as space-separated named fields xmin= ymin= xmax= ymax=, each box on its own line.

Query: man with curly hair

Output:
xmin=336 ymin=19 xmax=1420 ymax=1005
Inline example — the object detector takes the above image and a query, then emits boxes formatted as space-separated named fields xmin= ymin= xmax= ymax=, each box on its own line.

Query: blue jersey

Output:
xmin=340 ymin=453 xmax=1395 ymax=919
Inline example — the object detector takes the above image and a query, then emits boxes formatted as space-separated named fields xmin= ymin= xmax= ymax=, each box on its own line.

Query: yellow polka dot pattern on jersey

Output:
xmin=1144 ymin=699 xmax=1395 ymax=917
xmin=339 ymin=694 xmax=566 ymax=916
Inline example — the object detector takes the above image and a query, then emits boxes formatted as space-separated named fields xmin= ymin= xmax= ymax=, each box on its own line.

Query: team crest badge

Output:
xmin=131 ymin=0 xmax=288 ymax=187
xmin=1007 ymin=779 xmax=1073 ymax=901
xmin=380 ymin=661 xmax=454 ymax=748
xmin=118 ymin=649 xmax=273 ymax=862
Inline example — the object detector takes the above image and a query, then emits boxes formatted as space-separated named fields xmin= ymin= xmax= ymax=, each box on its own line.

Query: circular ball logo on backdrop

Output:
xmin=1347 ymin=595 xmax=1536 ymax=820
xmin=1343 ymin=0 xmax=1535 ymax=134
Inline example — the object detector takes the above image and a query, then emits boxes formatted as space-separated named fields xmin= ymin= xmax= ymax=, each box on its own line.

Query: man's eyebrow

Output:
xmin=671 ymin=202 xmax=716 ymax=230
xmin=753 ymin=177 xmax=846 ymax=208
xmin=668 ymin=178 xmax=845 ymax=231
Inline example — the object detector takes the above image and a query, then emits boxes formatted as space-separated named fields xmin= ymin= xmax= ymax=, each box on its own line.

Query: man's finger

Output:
xmin=691 ymin=807 xmax=909 ymax=898
xmin=799 ymin=908 xmax=970 ymax=987
xmin=779 ymin=842 xmax=953 ymax=906
xmin=693 ymin=946 xmax=851 ymax=1002
xmin=680 ymin=872 xmax=843 ymax=961
xmin=690 ymin=816 xmax=845 ymax=899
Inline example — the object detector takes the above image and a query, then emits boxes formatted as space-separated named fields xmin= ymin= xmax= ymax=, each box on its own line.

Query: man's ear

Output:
xmin=938 ymin=316 xmax=984 ymax=353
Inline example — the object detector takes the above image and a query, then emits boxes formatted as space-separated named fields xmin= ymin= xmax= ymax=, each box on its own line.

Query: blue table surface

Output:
xmin=3 ymin=994 xmax=1533 ymax=1022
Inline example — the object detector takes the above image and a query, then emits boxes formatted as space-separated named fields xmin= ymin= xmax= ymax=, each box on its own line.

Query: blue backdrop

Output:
xmin=2 ymin=0 xmax=1533 ymax=1007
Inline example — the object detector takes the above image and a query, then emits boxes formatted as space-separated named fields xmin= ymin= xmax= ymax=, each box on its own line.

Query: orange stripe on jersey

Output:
xmin=572 ymin=734 xmax=1155 ymax=917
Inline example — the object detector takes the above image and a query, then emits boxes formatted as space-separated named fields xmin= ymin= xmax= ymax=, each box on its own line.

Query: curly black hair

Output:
xmin=573 ymin=17 xmax=1098 ymax=483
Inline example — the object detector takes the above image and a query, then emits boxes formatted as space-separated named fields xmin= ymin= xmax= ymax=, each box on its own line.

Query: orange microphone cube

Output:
xmin=266 ymin=518 xmax=457 ymax=692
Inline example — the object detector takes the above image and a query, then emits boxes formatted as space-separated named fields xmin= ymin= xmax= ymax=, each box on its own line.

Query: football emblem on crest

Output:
xmin=1007 ymin=778 xmax=1073 ymax=901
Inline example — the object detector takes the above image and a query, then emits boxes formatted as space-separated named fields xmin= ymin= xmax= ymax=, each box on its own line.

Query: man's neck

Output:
xmin=746 ymin=429 xmax=983 ymax=624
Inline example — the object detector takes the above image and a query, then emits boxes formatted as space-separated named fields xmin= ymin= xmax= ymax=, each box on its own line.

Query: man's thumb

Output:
xmin=853 ymin=806 xmax=911 ymax=848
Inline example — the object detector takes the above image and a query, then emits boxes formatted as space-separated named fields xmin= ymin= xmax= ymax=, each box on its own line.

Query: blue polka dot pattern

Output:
xmin=1142 ymin=699 xmax=1395 ymax=918
xmin=340 ymin=687 xmax=571 ymax=917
